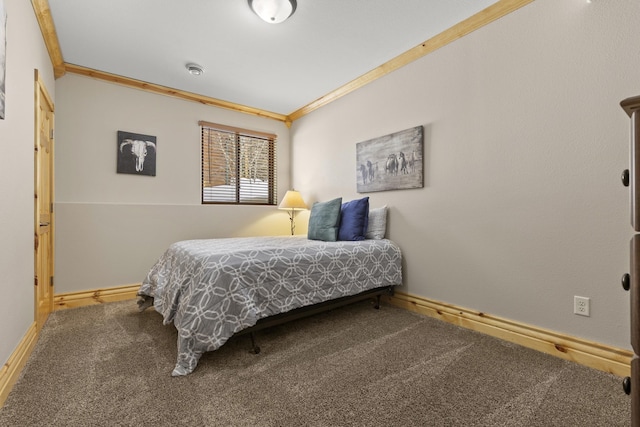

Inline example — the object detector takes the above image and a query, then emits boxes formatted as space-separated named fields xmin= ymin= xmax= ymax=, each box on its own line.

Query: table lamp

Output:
xmin=278 ymin=190 xmax=308 ymax=235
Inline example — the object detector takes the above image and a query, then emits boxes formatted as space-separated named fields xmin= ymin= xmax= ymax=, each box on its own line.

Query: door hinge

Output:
xmin=34 ymin=277 xmax=38 ymax=287
xmin=50 ymin=202 xmax=54 ymax=213
xmin=50 ymin=129 xmax=54 ymax=140
xmin=50 ymin=276 xmax=54 ymax=287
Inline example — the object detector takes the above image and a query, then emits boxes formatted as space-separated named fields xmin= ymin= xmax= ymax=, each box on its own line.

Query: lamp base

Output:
xmin=289 ymin=210 xmax=295 ymax=235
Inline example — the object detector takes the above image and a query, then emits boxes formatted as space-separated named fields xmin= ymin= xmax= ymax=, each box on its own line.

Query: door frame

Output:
xmin=34 ymin=69 xmax=54 ymax=331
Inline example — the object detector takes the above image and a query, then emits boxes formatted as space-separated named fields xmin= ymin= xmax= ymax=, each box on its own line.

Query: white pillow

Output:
xmin=366 ymin=206 xmax=387 ymax=239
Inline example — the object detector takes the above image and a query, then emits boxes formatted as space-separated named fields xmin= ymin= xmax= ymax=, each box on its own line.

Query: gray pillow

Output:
xmin=365 ymin=205 xmax=387 ymax=239
xmin=308 ymin=197 xmax=342 ymax=241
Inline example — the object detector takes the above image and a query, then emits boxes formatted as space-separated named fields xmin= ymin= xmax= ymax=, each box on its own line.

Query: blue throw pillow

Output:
xmin=308 ymin=197 xmax=342 ymax=241
xmin=338 ymin=197 xmax=369 ymax=241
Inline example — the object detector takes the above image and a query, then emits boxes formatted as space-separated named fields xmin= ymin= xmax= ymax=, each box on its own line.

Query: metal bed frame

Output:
xmin=237 ymin=285 xmax=395 ymax=354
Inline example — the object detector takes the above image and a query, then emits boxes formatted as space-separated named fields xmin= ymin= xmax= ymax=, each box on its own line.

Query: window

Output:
xmin=200 ymin=121 xmax=277 ymax=205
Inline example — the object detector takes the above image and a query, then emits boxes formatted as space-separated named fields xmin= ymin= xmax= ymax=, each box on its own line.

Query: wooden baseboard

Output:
xmin=54 ymin=283 xmax=140 ymax=310
xmin=0 ymin=323 xmax=37 ymax=407
xmin=386 ymin=292 xmax=632 ymax=377
xmin=1 ymin=286 xmax=630 ymax=410
xmin=53 ymin=285 xmax=634 ymax=376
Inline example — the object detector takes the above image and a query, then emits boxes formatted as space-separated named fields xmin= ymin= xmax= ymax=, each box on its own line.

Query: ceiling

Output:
xmin=45 ymin=0 xmax=500 ymax=118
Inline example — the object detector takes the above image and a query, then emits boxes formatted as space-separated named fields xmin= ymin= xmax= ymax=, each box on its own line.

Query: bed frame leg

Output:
xmin=249 ymin=333 xmax=261 ymax=354
xmin=374 ymin=294 xmax=381 ymax=310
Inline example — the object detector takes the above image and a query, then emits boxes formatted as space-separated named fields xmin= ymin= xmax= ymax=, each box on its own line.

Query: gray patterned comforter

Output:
xmin=137 ymin=236 xmax=402 ymax=376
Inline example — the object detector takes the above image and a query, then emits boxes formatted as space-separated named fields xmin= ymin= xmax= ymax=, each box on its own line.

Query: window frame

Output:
xmin=200 ymin=120 xmax=277 ymax=206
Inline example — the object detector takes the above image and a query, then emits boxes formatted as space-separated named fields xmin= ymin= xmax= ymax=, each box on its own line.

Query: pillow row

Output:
xmin=307 ymin=197 xmax=387 ymax=242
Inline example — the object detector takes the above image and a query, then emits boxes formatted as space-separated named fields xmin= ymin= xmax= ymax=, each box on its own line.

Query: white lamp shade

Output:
xmin=279 ymin=190 xmax=307 ymax=210
xmin=249 ymin=0 xmax=296 ymax=24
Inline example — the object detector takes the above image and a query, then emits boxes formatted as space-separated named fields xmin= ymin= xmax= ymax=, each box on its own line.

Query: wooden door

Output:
xmin=34 ymin=70 xmax=54 ymax=331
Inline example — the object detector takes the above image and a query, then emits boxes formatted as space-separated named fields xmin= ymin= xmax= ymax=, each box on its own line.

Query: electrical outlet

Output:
xmin=574 ymin=296 xmax=590 ymax=317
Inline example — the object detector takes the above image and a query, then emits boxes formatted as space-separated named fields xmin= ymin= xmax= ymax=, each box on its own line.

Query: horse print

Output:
xmin=355 ymin=126 xmax=423 ymax=193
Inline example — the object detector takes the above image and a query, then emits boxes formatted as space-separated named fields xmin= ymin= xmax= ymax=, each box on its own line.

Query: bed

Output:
xmin=137 ymin=235 xmax=402 ymax=376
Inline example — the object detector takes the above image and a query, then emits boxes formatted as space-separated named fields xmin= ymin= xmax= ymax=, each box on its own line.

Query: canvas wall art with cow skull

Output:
xmin=117 ymin=131 xmax=156 ymax=176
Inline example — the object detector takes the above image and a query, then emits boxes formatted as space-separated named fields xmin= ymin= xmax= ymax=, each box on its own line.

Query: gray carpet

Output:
xmin=0 ymin=300 xmax=631 ymax=426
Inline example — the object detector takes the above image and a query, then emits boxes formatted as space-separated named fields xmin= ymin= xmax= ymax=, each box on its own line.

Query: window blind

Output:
xmin=200 ymin=122 xmax=276 ymax=205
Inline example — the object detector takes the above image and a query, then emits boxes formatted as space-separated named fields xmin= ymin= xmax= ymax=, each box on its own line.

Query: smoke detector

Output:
xmin=186 ymin=63 xmax=204 ymax=76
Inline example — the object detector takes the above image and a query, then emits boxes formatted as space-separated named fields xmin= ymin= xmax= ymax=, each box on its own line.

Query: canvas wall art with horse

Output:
xmin=356 ymin=125 xmax=423 ymax=193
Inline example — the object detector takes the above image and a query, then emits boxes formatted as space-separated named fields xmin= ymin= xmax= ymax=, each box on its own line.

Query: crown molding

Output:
xmin=288 ymin=0 xmax=535 ymax=122
xmin=31 ymin=0 xmax=65 ymax=78
xmin=32 ymin=0 xmax=534 ymax=124
xmin=64 ymin=64 xmax=289 ymax=123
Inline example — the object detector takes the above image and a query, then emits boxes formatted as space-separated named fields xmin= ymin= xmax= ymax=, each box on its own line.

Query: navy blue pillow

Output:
xmin=338 ymin=197 xmax=370 ymax=241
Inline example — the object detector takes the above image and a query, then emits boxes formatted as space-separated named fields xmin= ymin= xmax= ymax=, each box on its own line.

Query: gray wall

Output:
xmin=54 ymin=74 xmax=292 ymax=293
xmin=0 ymin=2 xmax=55 ymax=369
xmin=290 ymin=0 xmax=639 ymax=349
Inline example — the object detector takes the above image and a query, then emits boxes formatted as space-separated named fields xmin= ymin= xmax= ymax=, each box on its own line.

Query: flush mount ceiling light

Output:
xmin=248 ymin=0 xmax=297 ymax=24
xmin=186 ymin=63 xmax=204 ymax=76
